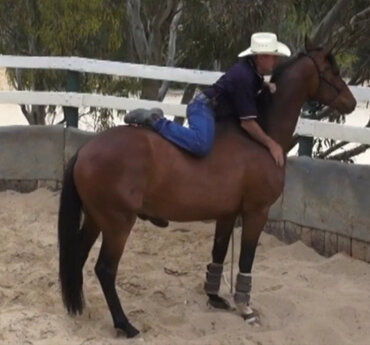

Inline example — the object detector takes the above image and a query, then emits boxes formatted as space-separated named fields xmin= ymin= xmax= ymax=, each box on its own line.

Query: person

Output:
xmin=124 ymin=32 xmax=291 ymax=167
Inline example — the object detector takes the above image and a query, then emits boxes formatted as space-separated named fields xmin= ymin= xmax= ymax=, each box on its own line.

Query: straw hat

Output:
xmin=238 ymin=32 xmax=291 ymax=57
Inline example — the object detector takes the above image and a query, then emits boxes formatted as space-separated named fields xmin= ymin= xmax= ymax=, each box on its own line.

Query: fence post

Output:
xmin=63 ymin=70 xmax=80 ymax=127
xmin=298 ymin=136 xmax=314 ymax=157
xmin=298 ymin=102 xmax=315 ymax=157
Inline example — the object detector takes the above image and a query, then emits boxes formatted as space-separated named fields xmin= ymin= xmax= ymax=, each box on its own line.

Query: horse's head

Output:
xmin=304 ymin=37 xmax=356 ymax=114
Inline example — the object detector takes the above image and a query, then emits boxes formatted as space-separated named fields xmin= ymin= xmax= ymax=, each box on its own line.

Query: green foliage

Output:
xmin=38 ymin=0 xmax=124 ymax=58
xmin=178 ymin=0 xmax=285 ymax=70
xmin=0 ymin=0 xmax=134 ymax=126
xmin=0 ymin=0 xmax=368 ymax=131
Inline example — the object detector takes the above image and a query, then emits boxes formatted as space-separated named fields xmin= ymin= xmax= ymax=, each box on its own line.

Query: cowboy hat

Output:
xmin=238 ymin=32 xmax=291 ymax=57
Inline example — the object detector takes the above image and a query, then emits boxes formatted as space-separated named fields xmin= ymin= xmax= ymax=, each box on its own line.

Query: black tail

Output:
xmin=58 ymin=153 xmax=84 ymax=315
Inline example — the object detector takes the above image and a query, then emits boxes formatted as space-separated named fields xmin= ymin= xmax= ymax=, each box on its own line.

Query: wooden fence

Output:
xmin=0 ymin=55 xmax=369 ymax=145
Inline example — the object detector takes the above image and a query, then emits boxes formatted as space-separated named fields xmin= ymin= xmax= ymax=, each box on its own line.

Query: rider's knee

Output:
xmin=193 ymin=138 xmax=213 ymax=157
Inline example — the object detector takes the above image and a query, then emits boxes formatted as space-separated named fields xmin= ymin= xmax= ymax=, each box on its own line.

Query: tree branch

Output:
xmin=311 ymin=0 xmax=350 ymax=45
xmin=148 ymin=0 xmax=180 ymax=64
xmin=316 ymin=141 xmax=349 ymax=158
xmin=159 ymin=0 xmax=175 ymax=27
xmin=328 ymin=144 xmax=370 ymax=161
xmin=334 ymin=5 xmax=370 ymax=37
xmin=0 ymin=16 xmax=18 ymax=44
xmin=20 ymin=104 xmax=32 ymax=125
xmin=127 ymin=0 xmax=149 ymax=62
xmin=158 ymin=1 xmax=183 ymax=101
xmin=349 ymin=5 xmax=370 ymax=25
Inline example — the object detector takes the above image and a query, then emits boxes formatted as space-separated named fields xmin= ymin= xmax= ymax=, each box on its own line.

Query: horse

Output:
xmin=58 ymin=39 xmax=356 ymax=338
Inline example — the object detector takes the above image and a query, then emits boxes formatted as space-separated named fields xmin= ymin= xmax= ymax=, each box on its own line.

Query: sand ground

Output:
xmin=0 ymin=189 xmax=369 ymax=345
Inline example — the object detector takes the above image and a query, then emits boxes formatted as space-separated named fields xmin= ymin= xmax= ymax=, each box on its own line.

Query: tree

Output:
xmin=0 ymin=0 xmax=128 ymax=126
xmin=125 ymin=0 xmax=185 ymax=100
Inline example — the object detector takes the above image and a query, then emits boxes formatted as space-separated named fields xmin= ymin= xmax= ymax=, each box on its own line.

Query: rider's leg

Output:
xmin=125 ymin=97 xmax=215 ymax=157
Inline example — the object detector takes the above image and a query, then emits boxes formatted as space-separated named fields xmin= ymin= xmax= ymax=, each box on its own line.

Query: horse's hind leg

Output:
xmin=94 ymin=213 xmax=139 ymax=338
xmin=79 ymin=214 xmax=100 ymax=268
xmin=205 ymin=214 xmax=236 ymax=310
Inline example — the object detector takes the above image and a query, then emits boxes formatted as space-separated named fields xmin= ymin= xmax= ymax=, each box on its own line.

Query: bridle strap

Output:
xmin=304 ymin=53 xmax=344 ymax=107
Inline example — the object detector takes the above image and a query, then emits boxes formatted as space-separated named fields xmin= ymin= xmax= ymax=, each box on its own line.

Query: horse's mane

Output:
xmin=255 ymin=51 xmax=309 ymax=129
xmin=270 ymin=52 xmax=307 ymax=83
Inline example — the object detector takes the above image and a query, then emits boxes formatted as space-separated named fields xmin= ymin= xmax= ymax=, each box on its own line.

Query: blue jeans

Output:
xmin=153 ymin=95 xmax=215 ymax=157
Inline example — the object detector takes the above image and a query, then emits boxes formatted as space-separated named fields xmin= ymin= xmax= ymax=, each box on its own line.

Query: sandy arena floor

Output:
xmin=0 ymin=188 xmax=369 ymax=345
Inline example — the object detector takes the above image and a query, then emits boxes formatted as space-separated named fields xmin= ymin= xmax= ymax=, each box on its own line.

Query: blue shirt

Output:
xmin=203 ymin=58 xmax=264 ymax=121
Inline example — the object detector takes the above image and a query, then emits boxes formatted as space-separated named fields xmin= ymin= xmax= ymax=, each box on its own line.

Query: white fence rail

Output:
xmin=0 ymin=55 xmax=369 ymax=145
xmin=0 ymin=90 xmax=186 ymax=116
xmin=0 ymin=55 xmax=222 ymax=85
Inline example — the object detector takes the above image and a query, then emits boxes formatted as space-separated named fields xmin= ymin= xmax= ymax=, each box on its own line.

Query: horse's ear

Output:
xmin=304 ymin=34 xmax=315 ymax=51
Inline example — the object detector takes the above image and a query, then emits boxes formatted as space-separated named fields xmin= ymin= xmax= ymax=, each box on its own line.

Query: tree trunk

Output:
xmin=317 ymin=141 xmax=348 ymax=159
xmin=126 ymin=0 xmax=182 ymax=100
xmin=329 ymin=144 xmax=370 ymax=162
xmin=140 ymin=79 xmax=162 ymax=100
xmin=173 ymin=83 xmax=197 ymax=124
xmin=21 ymin=104 xmax=46 ymax=125
xmin=157 ymin=1 xmax=184 ymax=101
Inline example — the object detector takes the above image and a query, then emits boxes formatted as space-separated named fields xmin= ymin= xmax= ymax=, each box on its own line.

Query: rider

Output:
xmin=124 ymin=32 xmax=291 ymax=167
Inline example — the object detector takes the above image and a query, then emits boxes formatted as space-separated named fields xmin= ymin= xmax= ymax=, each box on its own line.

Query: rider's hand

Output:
xmin=268 ymin=141 xmax=284 ymax=167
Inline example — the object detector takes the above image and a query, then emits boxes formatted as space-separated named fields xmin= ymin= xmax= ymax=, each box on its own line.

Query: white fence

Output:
xmin=0 ymin=55 xmax=369 ymax=145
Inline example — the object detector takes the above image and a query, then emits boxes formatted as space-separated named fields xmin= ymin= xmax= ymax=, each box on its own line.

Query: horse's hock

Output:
xmin=1 ymin=125 xmax=369 ymax=263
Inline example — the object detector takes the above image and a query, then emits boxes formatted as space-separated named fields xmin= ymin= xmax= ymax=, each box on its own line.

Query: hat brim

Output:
xmin=238 ymin=42 xmax=291 ymax=58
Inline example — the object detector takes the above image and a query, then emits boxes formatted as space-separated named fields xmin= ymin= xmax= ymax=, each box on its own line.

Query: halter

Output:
xmin=304 ymin=52 xmax=344 ymax=107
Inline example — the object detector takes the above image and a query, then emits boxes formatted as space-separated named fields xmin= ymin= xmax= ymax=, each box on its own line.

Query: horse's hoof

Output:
xmin=207 ymin=295 xmax=232 ymax=310
xmin=235 ymin=303 xmax=259 ymax=324
xmin=116 ymin=324 xmax=140 ymax=338
xmin=243 ymin=309 xmax=260 ymax=325
xmin=243 ymin=311 xmax=258 ymax=324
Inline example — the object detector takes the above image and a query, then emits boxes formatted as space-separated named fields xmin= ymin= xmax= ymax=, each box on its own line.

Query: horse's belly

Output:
xmin=141 ymin=169 xmax=244 ymax=221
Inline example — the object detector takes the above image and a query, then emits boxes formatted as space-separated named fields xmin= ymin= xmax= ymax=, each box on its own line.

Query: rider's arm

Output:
xmin=241 ymin=119 xmax=284 ymax=167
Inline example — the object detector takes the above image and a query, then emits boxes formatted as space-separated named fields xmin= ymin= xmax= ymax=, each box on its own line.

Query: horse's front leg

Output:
xmin=204 ymin=214 xmax=236 ymax=310
xmin=235 ymin=207 xmax=269 ymax=323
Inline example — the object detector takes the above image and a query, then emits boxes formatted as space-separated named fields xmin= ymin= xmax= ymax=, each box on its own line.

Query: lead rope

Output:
xmin=230 ymin=228 xmax=235 ymax=295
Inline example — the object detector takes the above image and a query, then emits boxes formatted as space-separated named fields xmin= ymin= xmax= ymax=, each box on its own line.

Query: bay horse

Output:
xmin=58 ymin=40 xmax=356 ymax=338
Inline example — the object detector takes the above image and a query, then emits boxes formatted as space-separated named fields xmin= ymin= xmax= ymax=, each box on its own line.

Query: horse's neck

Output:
xmin=266 ymin=62 xmax=310 ymax=153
